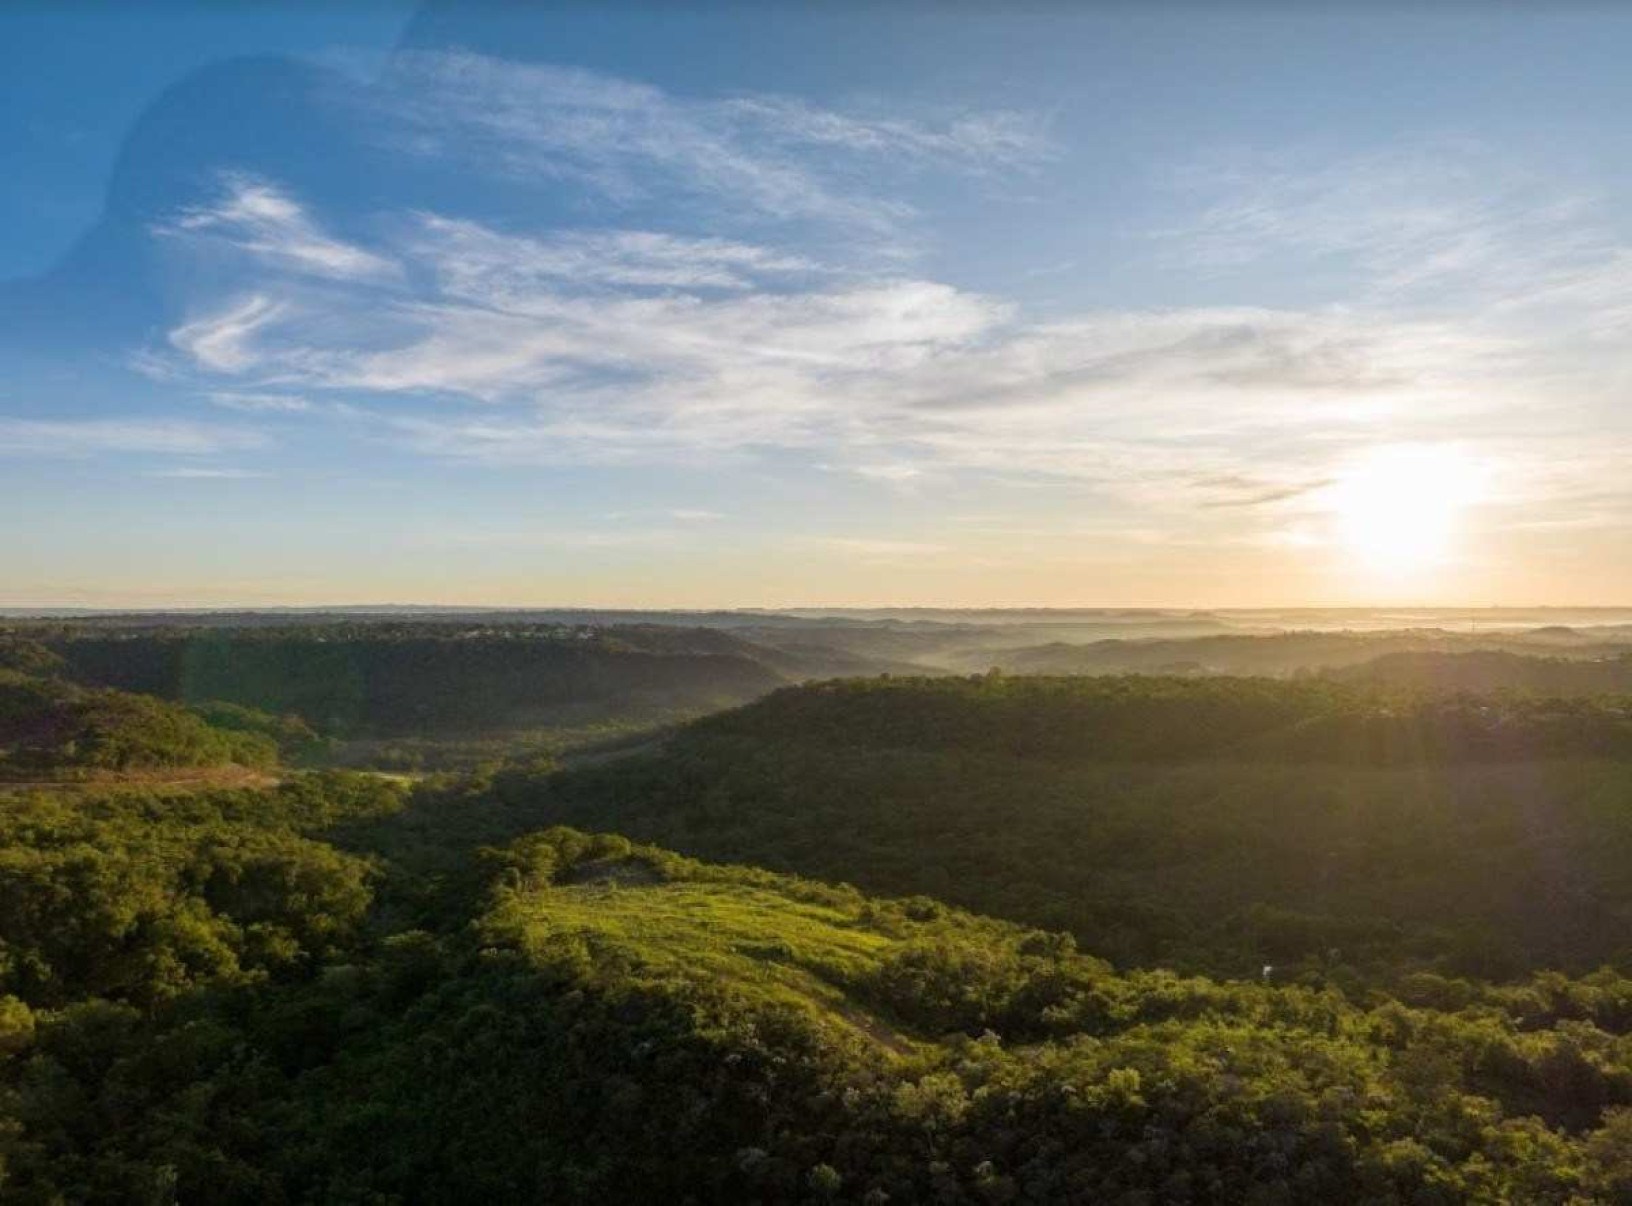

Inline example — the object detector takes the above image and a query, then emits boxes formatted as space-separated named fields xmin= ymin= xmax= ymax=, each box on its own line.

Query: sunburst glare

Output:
xmin=1324 ymin=444 xmax=1487 ymax=578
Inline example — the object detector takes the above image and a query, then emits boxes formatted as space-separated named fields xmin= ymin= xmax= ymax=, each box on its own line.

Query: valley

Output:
xmin=8 ymin=612 xmax=1632 ymax=1200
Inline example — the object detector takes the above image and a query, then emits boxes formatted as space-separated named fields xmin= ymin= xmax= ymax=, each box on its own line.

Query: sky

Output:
xmin=3 ymin=1 xmax=1632 ymax=609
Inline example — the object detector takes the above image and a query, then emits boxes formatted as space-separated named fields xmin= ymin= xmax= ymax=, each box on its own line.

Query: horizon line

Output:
xmin=7 ymin=603 xmax=1632 ymax=616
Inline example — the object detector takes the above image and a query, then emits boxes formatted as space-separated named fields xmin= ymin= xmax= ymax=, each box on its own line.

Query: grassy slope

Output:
xmin=505 ymin=866 xmax=918 ymax=1053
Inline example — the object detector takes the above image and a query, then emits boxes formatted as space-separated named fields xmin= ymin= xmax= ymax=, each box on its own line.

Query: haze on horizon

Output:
xmin=4 ymin=2 xmax=1631 ymax=611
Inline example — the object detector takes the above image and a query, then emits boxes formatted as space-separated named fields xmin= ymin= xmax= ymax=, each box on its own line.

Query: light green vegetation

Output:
xmin=522 ymin=877 xmax=885 ymax=994
xmin=497 ymin=861 xmax=927 ymax=1054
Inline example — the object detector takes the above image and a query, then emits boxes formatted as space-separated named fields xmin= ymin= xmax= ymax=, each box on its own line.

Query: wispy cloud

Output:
xmin=818 ymin=537 xmax=948 ymax=558
xmin=161 ymin=173 xmax=399 ymax=282
xmin=410 ymin=525 xmax=681 ymax=551
xmin=1195 ymin=474 xmax=1335 ymax=509
xmin=155 ymin=194 xmax=1514 ymax=496
xmin=1118 ymin=139 xmax=1632 ymax=529
xmin=0 ymin=418 xmax=267 ymax=457
xmin=721 ymin=95 xmax=1049 ymax=166
xmin=206 ymin=391 xmax=313 ymax=413
xmin=165 ymin=242 xmax=1005 ymax=410
xmin=371 ymin=51 xmax=1048 ymax=237
xmin=168 ymin=295 xmax=289 ymax=373
xmin=414 ymin=217 xmax=817 ymax=294
xmin=141 ymin=114 xmax=1632 ymax=553
xmin=1157 ymin=141 xmax=1617 ymax=309
xmin=143 ymin=466 xmax=269 ymax=479
xmin=846 ymin=463 xmax=926 ymax=484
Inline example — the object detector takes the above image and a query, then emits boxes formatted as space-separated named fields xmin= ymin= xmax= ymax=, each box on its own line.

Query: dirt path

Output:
xmin=558 ymin=736 xmax=669 ymax=770
xmin=831 ymin=1003 xmax=917 ymax=1057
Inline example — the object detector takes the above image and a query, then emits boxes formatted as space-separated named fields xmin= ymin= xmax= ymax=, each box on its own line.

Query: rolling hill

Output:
xmin=529 ymin=676 xmax=1632 ymax=976
xmin=0 ymin=669 xmax=278 ymax=777
xmin=1332 ymin=650 xmax=1632 ymax=696
xmin=9 ymin=794 xmax=1632 ymax=1203
xmin=22 ymin=623 xmax=788 ymax=738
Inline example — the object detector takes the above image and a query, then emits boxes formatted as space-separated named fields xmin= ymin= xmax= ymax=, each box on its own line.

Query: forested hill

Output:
xmin=1332 ymin=649 xmax=1632 ymax=696
xmin=0 ymin=669 xmax=278 ymax=775
xmin=958 ymin=629 xmax=1632 ymax=678
xmin=534 ymin=676 xmax=1632 ymax=977
xmin=8 ymin=781 xmax=1632 ymax=1203
xmin=19 ymin=623 xmax=787 ymax=736
xmin=678 ymin=674 xmax=1632 ymax=762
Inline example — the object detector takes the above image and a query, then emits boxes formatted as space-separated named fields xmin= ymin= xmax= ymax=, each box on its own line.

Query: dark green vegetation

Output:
xmin=1333 ymin=651 xmax=1632 ymax=697
xmin=0 ymin=669 xmax=279 ymax=777
xmin=954 ymin=631 xmax=1632 ymax=679
xmin=31 ymin=623 xmax=783 ymax=738
xmin=9 ymin=781 xmax=1632 ymax=1203
xmin=1 ymin=622 xmax=796 ymax=771
xmin=11 ymin=621 xmax=1632 ymax=1200
xmin=15 ymin=615 xmax=1632 ymax=776
xmin=538 ymin=677 xmax=1632 ymax=977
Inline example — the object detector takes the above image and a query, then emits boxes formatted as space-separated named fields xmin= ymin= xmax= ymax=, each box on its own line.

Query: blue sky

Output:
xmin=4 ymin=2 xmax=1632 ymax=608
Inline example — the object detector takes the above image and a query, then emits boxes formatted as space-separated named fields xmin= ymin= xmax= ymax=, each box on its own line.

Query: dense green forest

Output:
xmin=15 ymin=621 xmax=1632 ymax=768
xmin=15 ymin=624 xmax=784 ymax=738
xmin=1332 ymin=651 xmax=1632 ymax=697
xmin=533 ymin=677 xmax=1632 ymax=976
xmin=639 ymin=675 xmax=1632 ymax=762
xmin=958 ymin=630 xmax=1632 ymax=679
xmin=8 ymin=778 xmax=1632 ymax=1203
xmin=0 ymin=669 xmax=280 ymax=776
xmin=12 ymin=631 xmax=1632 ymax=1200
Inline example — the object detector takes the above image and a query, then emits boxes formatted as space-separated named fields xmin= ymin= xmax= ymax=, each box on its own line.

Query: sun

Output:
xmin=1324 ymin=445 xmax=1485 ymax=577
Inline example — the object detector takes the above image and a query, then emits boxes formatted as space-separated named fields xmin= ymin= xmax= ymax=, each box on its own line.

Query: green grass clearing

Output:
xmin=506 ymin=869 xmax=921 ymax=1053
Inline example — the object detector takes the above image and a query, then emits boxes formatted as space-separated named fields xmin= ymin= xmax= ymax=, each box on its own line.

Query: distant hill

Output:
xmin=0 ymin=669 xmax=277 ymax=775
xmin=629 ymin=674 xmax=1632 ymax=763
xmin=1333 ymin=649 xmax=1632 ymax=695
xmin=533 ymin=675 xmax=1632 ymax=975
xmin=958 ymin=629 xmax=1632 ymax=678
xmin=20 ymin=623 xmax=788 ymax=737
